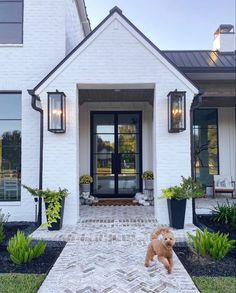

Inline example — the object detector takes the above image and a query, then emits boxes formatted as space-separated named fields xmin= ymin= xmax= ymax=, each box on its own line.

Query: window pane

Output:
xmin=93 ymin=134 xmax=114 ymax=153
xmin=193 ymin=109 xmax=217 ymax=128
xmin=0 ymin=129 xmax=21 ymax=201
xmin=118 ymin=134 xmax=139 ymax=153
xmin=0 ymin=2 xmax=22 ymax=22
xmin=0 ymin=121 xmax=21 ymax=136
xmin=0 ymin=93 xmax=21 ymax=119
xmin=93 ymin=174 xmax=115 ymax=194
xmin=93 ymin=114 xmax=114 ymax=134
xmin=193 ymin=109 xmax=218 ymax=187
xmin=118 ymin=174 xmax=139 ymax=194
xmin=118 ymin=113 xmax=139 ymax=133
xmin=0 ymin=23 xmax=22 ymax=44
xmin=93 ymin=154 xmax=112 ymax=174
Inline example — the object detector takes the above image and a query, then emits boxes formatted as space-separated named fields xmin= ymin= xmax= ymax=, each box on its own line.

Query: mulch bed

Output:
xmin=174 ymin=245 xmax=236 ymax=277
xmin=174 ymin=214 xmax=236 ymax=277
xmin=0 ymin=222 xmax=66 ymax=274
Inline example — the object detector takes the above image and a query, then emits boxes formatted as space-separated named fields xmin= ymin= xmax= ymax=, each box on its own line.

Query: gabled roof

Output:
xmin=163 ymin=50 xmax=236 ymax=73
xmin=32 ymin=6 xmax=198 ymax=94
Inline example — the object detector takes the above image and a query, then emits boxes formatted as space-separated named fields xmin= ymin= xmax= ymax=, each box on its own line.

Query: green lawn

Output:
xmin=0 ymin=274 xmax=45 ymax=293
xmin=193 ymin=276 xmax=236 ymax=293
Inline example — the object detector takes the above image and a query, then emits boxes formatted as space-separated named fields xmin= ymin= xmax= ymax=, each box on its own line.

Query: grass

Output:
xmin=193 ymin=276 xmax=236 ymax=293
xmin=0 ymin=274 xmax=45 ymax=293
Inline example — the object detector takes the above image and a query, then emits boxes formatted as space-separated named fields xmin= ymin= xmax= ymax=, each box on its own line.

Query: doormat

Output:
xmin=93 ymin=199 xmax=139 ymax=206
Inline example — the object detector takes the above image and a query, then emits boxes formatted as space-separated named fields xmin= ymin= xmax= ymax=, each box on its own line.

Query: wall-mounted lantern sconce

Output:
xmin=167 ymin=90 xmax=186 ymax=133
xmin=48 ymin=91 xmax=66 ymax=133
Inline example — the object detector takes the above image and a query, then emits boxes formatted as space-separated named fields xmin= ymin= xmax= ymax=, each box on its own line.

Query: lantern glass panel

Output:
xmin=172 ymin=95 xmax=182 ymax=129
xmin=48 ymin=93 xmax=66 ymax=133
xmin=168 ymin=92 xmax=185 ymax=132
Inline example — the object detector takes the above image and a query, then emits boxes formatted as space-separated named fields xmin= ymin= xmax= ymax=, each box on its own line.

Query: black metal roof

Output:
xmin=163 ymin=50 xmax=236 ymax=72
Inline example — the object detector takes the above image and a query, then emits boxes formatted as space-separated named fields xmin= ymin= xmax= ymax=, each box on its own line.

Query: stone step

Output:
xmin=31 ymin=223 xmax=197 ymax=243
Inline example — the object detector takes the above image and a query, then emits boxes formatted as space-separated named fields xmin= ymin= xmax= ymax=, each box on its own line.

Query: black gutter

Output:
xmin=28 ymin=90 xmax=43 ymax=226
xmin=190 ymin=92 xmax=203 ymax=227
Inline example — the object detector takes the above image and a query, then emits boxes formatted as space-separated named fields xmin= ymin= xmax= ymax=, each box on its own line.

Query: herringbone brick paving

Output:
xmin=34 ymin=206 xmax=199 ymax=293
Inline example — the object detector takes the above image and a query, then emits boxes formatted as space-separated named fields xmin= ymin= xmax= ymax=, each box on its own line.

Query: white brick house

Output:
xmin=0 ymin=1 xmax=235 ymax=227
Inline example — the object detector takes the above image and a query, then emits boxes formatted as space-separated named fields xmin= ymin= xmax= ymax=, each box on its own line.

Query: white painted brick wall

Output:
xmin=65 ymin=0 xmax=85 ymax=53
xmin=36 ymin=13 xmax=197 ymax=225
xmin=0 ymin=0 xmax=83 ymax=221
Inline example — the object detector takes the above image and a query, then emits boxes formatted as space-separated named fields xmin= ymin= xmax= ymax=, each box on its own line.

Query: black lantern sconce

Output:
xmin=167 ymin=90 xmax=186 ymax=133
xmin=48 ymin=91 xmax=66 ymax=133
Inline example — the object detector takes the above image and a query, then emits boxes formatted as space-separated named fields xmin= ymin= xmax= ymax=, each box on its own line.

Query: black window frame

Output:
xmin=0 ymin=91 xmax=22 ymax=202
xmin=0 ymin=0 xmax=24 ymax=44
xmin=192 ymin=108 xmax=219 ymax=187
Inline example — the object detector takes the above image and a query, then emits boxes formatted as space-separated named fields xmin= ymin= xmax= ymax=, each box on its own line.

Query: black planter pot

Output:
xmin=45 ymin=197 xmax=65 ymax=231
xmin=167 ymin=198 xmax=186 ymax=229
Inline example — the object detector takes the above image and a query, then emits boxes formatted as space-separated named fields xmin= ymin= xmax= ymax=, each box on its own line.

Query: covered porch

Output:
xmin=78 ymin=86 xmax=154 ymax=201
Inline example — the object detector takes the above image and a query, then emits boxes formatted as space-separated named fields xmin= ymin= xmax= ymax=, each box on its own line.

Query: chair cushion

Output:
xmin=216 ymin=178 xmax=232 ymax=188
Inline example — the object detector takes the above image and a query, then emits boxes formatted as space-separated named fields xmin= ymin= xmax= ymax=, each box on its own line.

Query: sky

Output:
xmin=85 ymin=0 xmax=236 ymax=50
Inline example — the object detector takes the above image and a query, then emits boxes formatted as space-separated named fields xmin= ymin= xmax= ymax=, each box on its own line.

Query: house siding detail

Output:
xmin=65 ymin=0 xmax=85 ymax=54
xmin=0 ymin=0 xmax=84 ymax=221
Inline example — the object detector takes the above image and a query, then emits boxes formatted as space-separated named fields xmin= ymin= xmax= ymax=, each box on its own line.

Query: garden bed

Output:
xmin=0 ymin=222 xmax=66 ymax=274
xmin=197 ymin=214 xmax=236 ymax=240
xmin=174 ymin=244 xmax=236 ymax=277
xmin=175 ymin=214 xmax=236 ymax=291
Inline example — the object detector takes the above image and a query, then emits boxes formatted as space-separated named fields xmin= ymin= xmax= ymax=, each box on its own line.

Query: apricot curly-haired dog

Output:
xmin=144 ymin=227 xmax=175 ymax=273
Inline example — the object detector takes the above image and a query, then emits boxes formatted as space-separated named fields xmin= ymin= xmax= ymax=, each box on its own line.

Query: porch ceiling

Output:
xmin=79 ymin=89 xmax=154 ymax=105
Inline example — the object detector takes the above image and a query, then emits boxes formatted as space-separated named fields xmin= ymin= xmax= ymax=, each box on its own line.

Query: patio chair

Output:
xmin=213 ymin=175 xmax=235 ymax=198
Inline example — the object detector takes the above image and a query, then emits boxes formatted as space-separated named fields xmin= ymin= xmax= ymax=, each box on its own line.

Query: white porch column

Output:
xmin=153 ymin=86 xmax=194 ymax=225
xmin=153 ymin=86 xmax=169 ymax=224
xmin=41 ymin=84 xmax=79 ymax=226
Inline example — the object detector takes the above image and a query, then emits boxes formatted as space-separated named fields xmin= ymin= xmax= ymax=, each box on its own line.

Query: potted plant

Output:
xmin=23 ymin=185 xmax=69 ymax=230
xmin=80 ymin=174 xmax=93 ymax=192
xmin=162 ymin=177 xmax=204 ymax=229
xmin=142 ymin=171 xmax=154 ymax=190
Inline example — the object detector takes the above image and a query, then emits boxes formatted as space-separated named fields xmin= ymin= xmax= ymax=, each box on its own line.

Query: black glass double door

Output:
xmin=91 ymin=111 xmax=142 ymax=197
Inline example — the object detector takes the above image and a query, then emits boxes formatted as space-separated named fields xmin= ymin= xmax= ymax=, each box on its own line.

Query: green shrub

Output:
xmin=161 ymin=176 xmax=204 ymax=200
xmin=7 ymin=230 xmax=46 ymax=265
xmin=212 ymin=201 xmax=236 ymax=228
xmin=188 ymin=228 xmax=236 ymax=260
xmin=22 ymin=185 xmax=69 ymax=227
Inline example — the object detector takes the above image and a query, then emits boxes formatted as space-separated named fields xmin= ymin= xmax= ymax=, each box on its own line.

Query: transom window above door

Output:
xmin=0 ymin=0 xmax=23 ymax=44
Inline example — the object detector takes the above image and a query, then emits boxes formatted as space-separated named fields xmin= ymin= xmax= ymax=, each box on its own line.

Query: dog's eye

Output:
xmin=170 ymin=238 xmax=172 ymax=240
xmin=165 ymin=238 xmax=167 ymax=240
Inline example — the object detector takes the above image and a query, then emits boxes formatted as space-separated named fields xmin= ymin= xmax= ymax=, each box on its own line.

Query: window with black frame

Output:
xmin=0 ymin=92 xmax=21 ymax=201
xmin=0 ymin=0 xmax=23 ymax=44
xmin=193 ymin=109 xmax=219 ymax=187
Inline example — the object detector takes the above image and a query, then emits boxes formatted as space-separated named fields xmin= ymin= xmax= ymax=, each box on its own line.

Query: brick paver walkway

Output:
xmin=33 ymin=206 xmax=199 ymax=293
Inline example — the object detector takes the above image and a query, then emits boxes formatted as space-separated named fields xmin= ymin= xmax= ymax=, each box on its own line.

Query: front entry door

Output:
xmin=91 ymin=111 xmax=142 ymax=198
